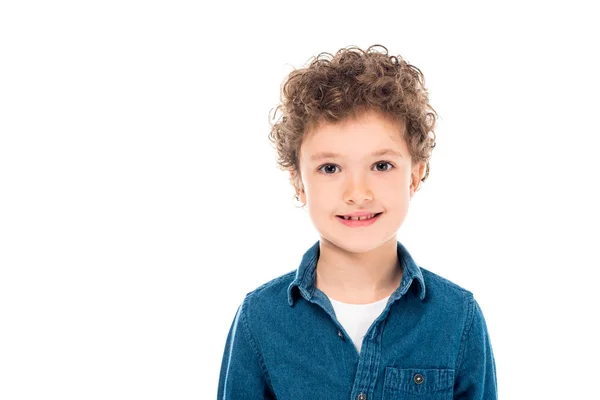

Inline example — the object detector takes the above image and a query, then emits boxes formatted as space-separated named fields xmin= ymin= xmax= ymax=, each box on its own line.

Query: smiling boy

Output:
xmin=217 ymin=45 xmax=497 ymax=399
xmin=293 ymin=111 xmax=422 ymax=306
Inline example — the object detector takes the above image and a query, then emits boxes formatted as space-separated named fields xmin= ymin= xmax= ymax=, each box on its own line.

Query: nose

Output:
xmin=343 ymin=172 xmax=373 ymax=205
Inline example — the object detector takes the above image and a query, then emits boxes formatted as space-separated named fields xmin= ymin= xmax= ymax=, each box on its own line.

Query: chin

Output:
xmin=320 ymin=233 xmax=393 ymax=255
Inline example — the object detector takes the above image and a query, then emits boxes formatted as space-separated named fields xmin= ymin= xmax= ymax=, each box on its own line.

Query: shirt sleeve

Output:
xmin=453 ymin=294 xmax=498 ymax=399
xmin=217 ymin=297 xmax=276 ymax=400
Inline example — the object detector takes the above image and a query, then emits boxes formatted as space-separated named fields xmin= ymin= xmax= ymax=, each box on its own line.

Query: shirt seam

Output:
xmin=240 ymin=295 xmax=276 ymax=394
xmin=455 ymin=292 xmax=475 ymax=372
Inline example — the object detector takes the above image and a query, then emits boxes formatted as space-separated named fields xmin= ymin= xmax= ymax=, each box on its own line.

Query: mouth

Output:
xmin=336 ymin=212 xmax=383 ymax=227
xmin=336 ymin=212 xmax=383 ymax=221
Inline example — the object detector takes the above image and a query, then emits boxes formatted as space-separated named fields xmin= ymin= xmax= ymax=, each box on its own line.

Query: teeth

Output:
xmin=344 ymin=214 xmax=376 ymax=221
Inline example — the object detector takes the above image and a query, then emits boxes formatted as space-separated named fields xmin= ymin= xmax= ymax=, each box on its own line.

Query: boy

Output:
xmin=217 ymin=45 xmax=497 ymax=399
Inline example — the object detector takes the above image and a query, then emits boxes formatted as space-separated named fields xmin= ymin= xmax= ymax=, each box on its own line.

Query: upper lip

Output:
xmin=338 ymin=211 xmax=382 ymax=217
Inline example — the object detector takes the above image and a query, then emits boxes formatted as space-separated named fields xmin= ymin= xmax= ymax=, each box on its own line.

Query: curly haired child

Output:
xmin=217 ymin=44 xmax=497 ymax=400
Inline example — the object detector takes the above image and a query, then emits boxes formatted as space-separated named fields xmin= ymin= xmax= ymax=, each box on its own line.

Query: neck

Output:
xmin=315 ymin=235 xmax=403 ymax=304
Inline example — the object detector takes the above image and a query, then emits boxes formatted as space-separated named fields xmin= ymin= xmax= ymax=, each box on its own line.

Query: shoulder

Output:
xmin=420 ymin=266 xmax=473 ymax=296
xmin=248 ymin=269 xmax=296 ymax=297
xmin=238 ymin=269 xmax=296 ymax=315
xmin=418 ymin=266 xmax=475 ymax=310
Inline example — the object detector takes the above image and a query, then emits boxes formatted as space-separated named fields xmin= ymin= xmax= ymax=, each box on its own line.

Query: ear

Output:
xmin=289 ymin=169 xmax=306 ymax=201
xmin=409 ymin=162 xmax=426 ymax=199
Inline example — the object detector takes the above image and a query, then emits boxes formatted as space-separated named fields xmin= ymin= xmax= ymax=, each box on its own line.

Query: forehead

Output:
xmin=301 ymin=111 xmax=407 ymax=160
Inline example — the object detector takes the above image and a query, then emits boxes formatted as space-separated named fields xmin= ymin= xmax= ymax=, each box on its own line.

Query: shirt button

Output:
xmin=337 ymin=330 xmax=344 ymax=338
xmin=357 ymin=393 xmax=366 ymax=400
xmin=414 ymin=373 xmax=424 ymax=384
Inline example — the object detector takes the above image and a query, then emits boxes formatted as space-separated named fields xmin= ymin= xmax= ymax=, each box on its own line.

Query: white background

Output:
xmin=1 ymin=1 xmax=599 ymax=399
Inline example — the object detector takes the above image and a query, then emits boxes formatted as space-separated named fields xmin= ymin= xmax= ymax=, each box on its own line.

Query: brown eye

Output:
xmin=318 ymin=164 xmax=339 ymax=174
xmin=374 ymin=161 xmax=394 ymax=172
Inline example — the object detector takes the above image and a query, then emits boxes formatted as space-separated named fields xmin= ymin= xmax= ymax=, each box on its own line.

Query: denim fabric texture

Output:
xmin=218 ymin=240 xmax=497 ymax=399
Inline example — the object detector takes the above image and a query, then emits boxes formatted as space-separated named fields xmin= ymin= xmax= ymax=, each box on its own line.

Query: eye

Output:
xmin=318 ymin=162 xmax=395 ymax=174
xmin=373 ymin=161 xmax=395 ymax=172
xmin=317 ymin=163 xmax=340 ymax=174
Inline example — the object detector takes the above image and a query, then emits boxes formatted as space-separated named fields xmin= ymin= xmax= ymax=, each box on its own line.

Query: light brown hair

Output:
xmin=268 ymin=44 xmax=437 ymax=193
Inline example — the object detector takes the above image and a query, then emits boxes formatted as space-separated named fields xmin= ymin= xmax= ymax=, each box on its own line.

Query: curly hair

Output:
xmin=268 ymin=44 xmax=437 ymax=192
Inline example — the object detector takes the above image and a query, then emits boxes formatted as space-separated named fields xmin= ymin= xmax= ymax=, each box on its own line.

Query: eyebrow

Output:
xmin=309 ymin=148 xmax=403 ymax=161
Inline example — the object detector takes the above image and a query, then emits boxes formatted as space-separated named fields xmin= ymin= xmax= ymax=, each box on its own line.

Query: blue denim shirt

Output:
xmin=218 ymin=240 xmax=497 ymax=399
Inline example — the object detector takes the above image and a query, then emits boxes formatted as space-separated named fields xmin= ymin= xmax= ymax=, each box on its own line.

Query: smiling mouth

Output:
xmin=336 ymin=212 xmax=383 ymax=221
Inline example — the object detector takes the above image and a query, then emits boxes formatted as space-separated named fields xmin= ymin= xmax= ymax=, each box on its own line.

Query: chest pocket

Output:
xmin=382 ymin=367 xmax=454 ymax=399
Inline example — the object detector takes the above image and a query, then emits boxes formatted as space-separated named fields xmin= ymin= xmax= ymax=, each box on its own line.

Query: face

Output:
xmin=292 ymin=110 xmax=425 ymax=254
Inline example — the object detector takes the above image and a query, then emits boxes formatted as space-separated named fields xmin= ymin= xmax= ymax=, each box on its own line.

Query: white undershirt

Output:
xmin=328 ymin=295 xmax=391 ymax=354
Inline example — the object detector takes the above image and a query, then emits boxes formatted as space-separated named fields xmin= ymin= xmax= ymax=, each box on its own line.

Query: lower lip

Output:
xmin=336 ymin=213 xmax=382 ymax=227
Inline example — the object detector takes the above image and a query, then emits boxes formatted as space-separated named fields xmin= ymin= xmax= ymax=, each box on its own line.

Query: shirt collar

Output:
xmin=287 ymin=239 xmax=426 ymax=306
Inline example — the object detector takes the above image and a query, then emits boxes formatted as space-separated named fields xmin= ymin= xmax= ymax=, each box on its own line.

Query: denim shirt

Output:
xmin=217 ymin=240 xmax=497 ymax=399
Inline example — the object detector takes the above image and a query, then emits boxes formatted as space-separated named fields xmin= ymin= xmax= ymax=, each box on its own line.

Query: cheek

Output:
xmin=305 ymin=184 xmax=339 ymax=213
xmin=306 ymin=188 xmax=332 ymax=207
